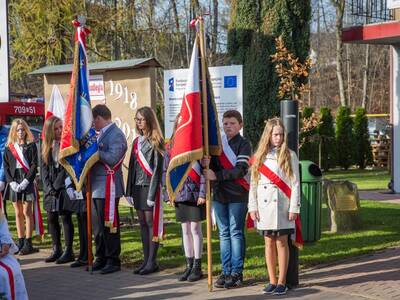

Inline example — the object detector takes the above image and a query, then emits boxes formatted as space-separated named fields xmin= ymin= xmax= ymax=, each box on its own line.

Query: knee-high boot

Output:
xmin=134 ymin=226 xmax=150 ymax=274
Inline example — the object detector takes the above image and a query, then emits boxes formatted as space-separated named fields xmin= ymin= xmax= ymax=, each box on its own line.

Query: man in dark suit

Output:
xmin=91 ymin=105 xmax=127 ymax=274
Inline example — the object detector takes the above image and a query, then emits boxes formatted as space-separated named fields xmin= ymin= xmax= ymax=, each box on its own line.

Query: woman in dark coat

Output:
xmin=126 ymin=106 xmax=164 ymax=275
xmin=41 ymin=116 xmax=76 ymax=264
xmin=3 ymin=119 xmax=38 ymax=255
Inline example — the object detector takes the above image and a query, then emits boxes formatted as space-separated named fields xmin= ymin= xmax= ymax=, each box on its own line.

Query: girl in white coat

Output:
xmin=248 ymin=118 xmax=300 ymax=296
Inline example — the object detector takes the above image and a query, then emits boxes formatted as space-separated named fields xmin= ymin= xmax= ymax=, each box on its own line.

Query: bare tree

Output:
xmin=331 ymin=0 xmax=348 ymax=107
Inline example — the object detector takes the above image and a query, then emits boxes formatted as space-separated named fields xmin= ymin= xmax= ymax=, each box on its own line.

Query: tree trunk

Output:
xmin=332 ymin=0 xmax=347 ymax=107
xmin=361 ymin=44 xmax=370 ymax=109
xmin=211 ymin=0 xmax=218 ymax=61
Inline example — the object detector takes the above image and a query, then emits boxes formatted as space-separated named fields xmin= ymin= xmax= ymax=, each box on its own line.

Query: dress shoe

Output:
xmin=70 ymin=259 xmax=88 ymax=268
xmin=133 ymin=262 xmax=147 ymax=274
xmin=45 ymin=248 xmax=62 ymax=263
xmin=92 ymin=260 xmax=107 ymax=271
xmin=138 ymin=264 xmax=159 ymax=275
xmin=100 ymin=265 xmax=121 ymax=275
xmin=55 ymin=248 xmax=75 ymax=264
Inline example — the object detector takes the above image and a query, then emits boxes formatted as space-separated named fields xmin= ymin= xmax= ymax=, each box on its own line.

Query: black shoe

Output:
xmin=273 ymin=284 xmax=288 ymax=295
xmin=100 ymin=264 xmax=121 ymax=275
xmin=15 ymin=238 xmax=25 ymax=255
xmin=179 ymin=257 xmax=194 ymax=281
xmin=45 ymin=248 xmax=62 ymax=263
xmin=19 ymin=238 xmax=39 ymax=256
xmin=92 ymin=260 xmax=107 ymax=271
xmin=262 ymin=283 xmax=277 ymax=294
xmin=187 ymin=258 xmax=202 ymax=282
xmin=214 ymin=274 xmax=227 ymax=288
xmin=55 ymin=249 xmax=75 ymax=264
xmin=224 ymin=272 xmax=243 ymax=289
xmin=138 ymin=264 xmax=160 ymax=275
xmin=133 ymin=261 xmax=147 ymax=274
xmin=70 ymin=259 xmax=88 ymax=268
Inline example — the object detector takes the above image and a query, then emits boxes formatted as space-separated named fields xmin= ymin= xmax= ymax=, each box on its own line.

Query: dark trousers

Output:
xmin=76 ymin=212 xmax=88 ymax=261
xmin=92 ymin=198 xmax=121 ymax=266
xmin=47 ymin=210 xmax=74 ymax=249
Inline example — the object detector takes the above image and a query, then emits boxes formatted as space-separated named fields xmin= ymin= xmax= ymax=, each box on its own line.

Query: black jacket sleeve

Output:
xmin=25 ymin=143 xmax=38 ymax=183
xmin=147 ymin=148 xmax=164 ymax=203
xmin=126 ymin=147 xmax=135 ymax=197
xmin=3 ymin=148 xmax=14 ymax=183
xmin=40 ymin=159 xmax=56 ymax=195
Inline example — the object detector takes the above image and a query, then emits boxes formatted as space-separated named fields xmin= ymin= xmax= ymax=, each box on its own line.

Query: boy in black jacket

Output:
xmin=203 ymin=110 xmax=251 ymax=289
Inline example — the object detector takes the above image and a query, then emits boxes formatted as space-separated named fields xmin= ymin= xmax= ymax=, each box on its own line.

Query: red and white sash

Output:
xmin=258 ymin=162 xmax=304 ymax=249
xmin=217 ymin=135 xmax=255 ymax=229
xmin=0 ymin=260 xmax=15 ymax=300
xmin=103 ymin=156 xmax=125 ymax=234
xmin=8 ymin=144 xmax=44 ymax=237
xmin=219 ymin=134 xmax=250 ymax=190
xmin=133 ymin=137 xmax=164 ymax=241
xmin=188 ymin=161 xmax=201 ymax=185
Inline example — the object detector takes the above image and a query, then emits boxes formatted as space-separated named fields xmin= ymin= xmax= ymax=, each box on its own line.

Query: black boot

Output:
xmin=15 ymin=238 xmax=25 ymax=255
xmin=45 ymin=245 xmax=62 ymax=263
xmin=179 ymin=257 xmax=194 ymax=281
xmin=56 ymin=247 xmax=75 ymax=264
xmin=19 ymin=238 xmax=39 ymax=255
xmin=133 ymin=228 xmax=150 ymax=274
xmin=139 ymin=241 xmax=160 ymax=275
xmin=187 ymin=258 xmax=203 ymax=282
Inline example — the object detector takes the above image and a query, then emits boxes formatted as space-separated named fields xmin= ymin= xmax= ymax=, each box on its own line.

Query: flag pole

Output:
xmin=198 ymin=17 xmax=213 ymax=292
xmin=86 ymin=174 xmax=93 ymax=274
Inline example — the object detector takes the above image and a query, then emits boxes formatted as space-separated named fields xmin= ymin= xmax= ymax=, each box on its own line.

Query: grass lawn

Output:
xmin=323 ymin=167 xmax=390 ymax=190
xmin=3 ymin=167 xmax=398 ymax=281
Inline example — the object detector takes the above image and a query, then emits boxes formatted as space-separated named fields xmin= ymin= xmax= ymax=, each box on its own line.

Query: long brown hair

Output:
xmin=6 ymin=118 xmax=34 ymax=146
xmin=41 ymin=116 xmax=62 ymax=165
xmin=135 ymin=106 xmax=164 ymax=153
xmin=251 ymin=117 xmax=293 ymax=182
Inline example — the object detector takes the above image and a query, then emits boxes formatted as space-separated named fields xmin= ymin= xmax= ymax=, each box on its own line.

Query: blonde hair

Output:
xmin=6 ymin=118 xmax=34 ymax=146
xmin=251 ymin=117 xmax=293 ymax=182
xmin=136 ymin=106 xmax=164 ymax=154
xmin=42 ymin=116 xmax=62 ymax=165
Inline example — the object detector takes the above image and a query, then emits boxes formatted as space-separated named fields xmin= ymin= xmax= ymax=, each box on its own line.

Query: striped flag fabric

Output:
xmin=59 ymin=19 xmax=99 ymax=191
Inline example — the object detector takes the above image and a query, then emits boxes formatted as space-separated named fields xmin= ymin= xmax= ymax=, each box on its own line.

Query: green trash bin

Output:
xmin=299 ymin=160 xmax=322 ymax=242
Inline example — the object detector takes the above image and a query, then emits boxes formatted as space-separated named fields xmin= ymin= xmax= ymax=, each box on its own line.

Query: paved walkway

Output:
xmin=359 ymin=190 xmax=400 ymax=204
xmin=20 ymin=246 xmax=400 ymax=300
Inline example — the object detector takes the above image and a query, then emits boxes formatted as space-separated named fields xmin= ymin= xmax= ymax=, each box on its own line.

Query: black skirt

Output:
xmin=258 ymin=228 xmax=295 ymax=237
xmin=5 ymin=169 xmax=36 ymax=202
xmin=132 ymin=185 xmax=152 ymax=211
xmin=175 ymin=201 xmax=206 ymax=223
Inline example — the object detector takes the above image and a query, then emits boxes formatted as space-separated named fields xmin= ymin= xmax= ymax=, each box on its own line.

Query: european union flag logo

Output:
xmin=224 ymin=75 xmax=237 ymax=88
xmin=169 ymin=77 xmax=174 ymax=92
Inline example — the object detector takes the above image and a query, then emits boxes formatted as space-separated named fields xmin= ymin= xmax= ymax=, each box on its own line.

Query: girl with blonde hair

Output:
xmin=3 ymin=119 xmax=38 ymax=255
xmin=248 ymin=117 xmax=301 ymax=296
xmin=126 ymin=106 xmax=164 ymax=275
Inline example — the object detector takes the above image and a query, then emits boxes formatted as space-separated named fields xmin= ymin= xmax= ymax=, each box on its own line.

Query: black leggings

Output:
xmin=47 ymin=211 xmax=74 ymax=249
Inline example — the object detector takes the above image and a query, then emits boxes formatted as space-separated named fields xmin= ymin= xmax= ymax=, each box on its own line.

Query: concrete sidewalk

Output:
xmin=20 ymin=246 xmax=400 ymax=300
xmin=359 ymin=190 xmax=400 ymax=204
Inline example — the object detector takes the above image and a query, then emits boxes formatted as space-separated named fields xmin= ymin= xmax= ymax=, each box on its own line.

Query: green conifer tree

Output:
xmin=318 ymin=107 xmax=336 ymax=171
xmin=336 ymin=106 xmax=354 ymax=169
xmin=353 ymin=107 xmax=372 ymax=169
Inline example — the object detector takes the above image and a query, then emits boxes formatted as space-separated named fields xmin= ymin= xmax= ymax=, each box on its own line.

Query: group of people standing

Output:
xmin=0 ymin=103 xmax=301 ymax=298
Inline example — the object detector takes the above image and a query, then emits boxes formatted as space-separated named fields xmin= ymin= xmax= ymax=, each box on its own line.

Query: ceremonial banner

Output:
xmin=45 ymin=85 xmax=65 ymax=121
xmin=59 ymin=20 xmax=99 ymax=191
xmin=166 ymin=36 xmax=221 ymax=201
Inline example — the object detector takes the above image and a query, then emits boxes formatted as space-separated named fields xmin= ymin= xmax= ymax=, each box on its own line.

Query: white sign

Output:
xmin=0 ymin=0 xmax=9 ymax=102
xmin=388 ymin=0 xmax=400 ymax=9
xmin=164 ymin=65 xmax=243 ymax=138
xmin=89 ymin=74 xmax=105 ymax=102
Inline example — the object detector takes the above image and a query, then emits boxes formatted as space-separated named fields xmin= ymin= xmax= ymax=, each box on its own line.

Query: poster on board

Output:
xmin=164 ymin=65 xmax=243 ymax=139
